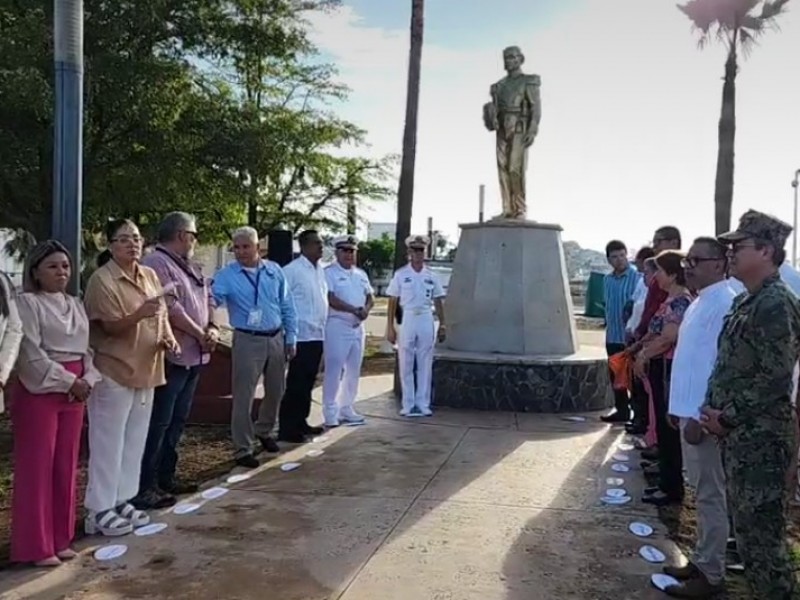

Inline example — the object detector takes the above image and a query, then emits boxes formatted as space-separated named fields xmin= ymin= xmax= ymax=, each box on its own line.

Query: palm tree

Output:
xmin=678 ymin=0 xmax=791 ymax=235
xmin=393 ymin=0 xmax=424 ymax=270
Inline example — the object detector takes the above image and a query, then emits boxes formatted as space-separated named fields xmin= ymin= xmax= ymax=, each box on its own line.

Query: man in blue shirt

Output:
xmin=602 ymin=239 xmax=641 ymax=423
xmin=212 ymin=226 xmax=298 ymax=468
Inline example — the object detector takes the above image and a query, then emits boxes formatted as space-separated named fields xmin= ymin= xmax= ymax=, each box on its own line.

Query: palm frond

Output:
xmin=739 ymin=28 xmax=759 ymax=56
xmin=761 ymin=0 xmax=792 ymax=19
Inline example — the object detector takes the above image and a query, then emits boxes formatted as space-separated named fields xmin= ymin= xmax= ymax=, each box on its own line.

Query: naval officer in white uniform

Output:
xmin=322 ymin=235 xmax=374 ymax=427
xmin=386 ymin=235 xmax=446 ymax=417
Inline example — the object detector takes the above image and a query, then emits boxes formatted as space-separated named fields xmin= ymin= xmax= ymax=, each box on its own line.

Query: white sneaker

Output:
xmin=399 ymin=408 xmax=412 ymax=417
xmin=420 ymin=408 xmax=433 ymax=417
xmin=339 ymin=411 xmax=365 ymax=424
xmin=85 ymin=509 xmax=133 ymax=537
xmin=116 ymin=502 xmax=150 ymax=528
xmin=324 ymin=420 xmax=340 ymax=428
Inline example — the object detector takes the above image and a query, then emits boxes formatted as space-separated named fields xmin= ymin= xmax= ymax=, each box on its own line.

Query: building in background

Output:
xmin=367 ymin=222 xmax=396 ymax=241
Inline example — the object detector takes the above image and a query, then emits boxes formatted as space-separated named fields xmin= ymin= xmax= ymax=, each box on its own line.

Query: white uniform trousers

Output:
xmin=84 ymin=376 xmax=154 ymax=513
xmin=322 ymin=319 xmax=365 ymax=424
xmin=398 ymin=311 xmax=436 ymax=412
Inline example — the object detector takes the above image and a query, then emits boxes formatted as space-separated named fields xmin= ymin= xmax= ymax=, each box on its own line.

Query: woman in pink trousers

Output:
xmin=10 ymin=240 xmax=101 ymax=566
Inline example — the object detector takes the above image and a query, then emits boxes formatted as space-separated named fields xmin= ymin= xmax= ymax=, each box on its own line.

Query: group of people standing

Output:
xmin=603 ymin=210 xmax=800 ymax=599
xmin=2 ymin=212 xmax=448 ymax=567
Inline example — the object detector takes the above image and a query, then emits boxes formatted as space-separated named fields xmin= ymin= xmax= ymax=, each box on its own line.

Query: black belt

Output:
xmin=235 ymin=328 xmax=281 ymax=338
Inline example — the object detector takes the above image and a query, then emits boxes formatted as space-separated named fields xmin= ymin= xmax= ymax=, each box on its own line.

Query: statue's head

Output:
xmin=502 ymin=46 xmax=524 ymax=72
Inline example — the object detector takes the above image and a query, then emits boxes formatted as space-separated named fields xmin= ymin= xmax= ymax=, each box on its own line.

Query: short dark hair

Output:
xmin=105 ymin=218 xmax=137 ymax=243
xmin=655 ymin=226 xmax=682 ymax=248
xmin=635 ymin=246 xmax=655 ymax=261
xmin=754 ymin=240 xmax=786 ymax=266
xmin=605 ymin=240 xmax=627 ymax=258
xmin=643 ymin=257 xmax=658 ymax=272
xmin=298 ymin=229 xmax=319 ymax=247
xmin=654 ymin=250 xmax=686 ymax=286
xmin=692 ymin=236 xmax=728 ymax=260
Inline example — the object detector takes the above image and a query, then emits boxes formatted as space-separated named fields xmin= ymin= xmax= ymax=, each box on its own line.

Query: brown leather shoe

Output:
xmin=663 ymin=563 xmax=700 ymax=580
xmin=664 ymin=572 xmax=723 ymax=598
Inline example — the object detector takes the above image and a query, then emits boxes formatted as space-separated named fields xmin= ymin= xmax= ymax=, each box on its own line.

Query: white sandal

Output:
xmin=116 ymin=503 xmax=150 ymax=528
xmin=85 ymin=510 xmax=133 ymax=537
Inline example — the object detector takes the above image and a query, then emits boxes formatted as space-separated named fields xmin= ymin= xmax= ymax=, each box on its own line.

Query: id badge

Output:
xmin=247 ymin=309 xmax=262 ymax=327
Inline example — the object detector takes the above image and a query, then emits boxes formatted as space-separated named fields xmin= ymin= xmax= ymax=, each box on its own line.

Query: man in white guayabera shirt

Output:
xmin=660 ymin=237 xmax=738 ymax=597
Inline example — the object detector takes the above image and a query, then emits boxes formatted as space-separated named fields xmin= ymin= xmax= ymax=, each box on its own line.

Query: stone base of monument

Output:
xmin=432 ymin=219 xmax=611 ymax=413
xmin=432 ymin=347 xmax=611 ymax=412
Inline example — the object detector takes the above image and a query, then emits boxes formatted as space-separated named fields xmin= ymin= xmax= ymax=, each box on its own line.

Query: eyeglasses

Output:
xmin=681 ymin=257 xmax=724 ymax=268
xmin=110 ymin=235 xmax=143 ymax=244
xmin=730 ymin=242 xmax=758 ymax=254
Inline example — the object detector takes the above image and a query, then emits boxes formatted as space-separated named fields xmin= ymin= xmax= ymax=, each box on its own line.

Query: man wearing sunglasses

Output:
xmin=701 ymin=210 xmax=800 ymax=600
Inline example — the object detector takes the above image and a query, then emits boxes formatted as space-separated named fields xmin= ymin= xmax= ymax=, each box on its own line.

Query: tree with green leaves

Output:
xmin=678 ymin=0 xmax=791 ymax=234
xmin=357 ymin=234 xmax=395 ymax=281
xmin=0 ymin=0 xmax=394 ymax=261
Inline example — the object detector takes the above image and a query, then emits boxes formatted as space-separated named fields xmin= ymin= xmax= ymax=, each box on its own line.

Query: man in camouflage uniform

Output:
xmin=702 ymin=209 xmax=800 ymax=599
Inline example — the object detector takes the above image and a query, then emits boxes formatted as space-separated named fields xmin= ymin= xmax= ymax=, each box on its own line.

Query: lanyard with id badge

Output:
xmin=243 ymin=268 xmax=263 ymax=327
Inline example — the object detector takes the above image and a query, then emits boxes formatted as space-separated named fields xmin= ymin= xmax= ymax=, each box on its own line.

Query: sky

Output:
xmin=306 ymin=0 xmax=800 ymax=254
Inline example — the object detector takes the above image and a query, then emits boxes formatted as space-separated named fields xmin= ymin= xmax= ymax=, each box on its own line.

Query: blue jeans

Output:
xmin=139 ymin=363 xmax=202 ymax=492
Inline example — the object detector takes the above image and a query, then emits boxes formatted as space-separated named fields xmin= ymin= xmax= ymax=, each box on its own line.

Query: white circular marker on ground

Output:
xmin=639 ymin=545 xmax=666 ymax=563
xmin=173 ymin=502 xmax=202 ymax=515
xmin=605 ymin=488 xmax=627 ymax=498
xmin=617 ymin=443 xmax=634 ymax=452
xmin=306 ymin=449 xmax=325 ymax=457
xmin=311 ymin=436 xmax=330 ymax=443
xmin=134 ymin=523 xmax=168 ymax=537
xmin=226 ymin=473 xmax=253 ymax=484
xmin=601 ymin=495 xmax=631 ymax=505
xmin=94 ymin=544 xmax=128 ymax=561
xmin=629 ymin=522 xmax=654 ymax=537
xmin=611 ymin=463 xmax=630 ymax=473
xmin=281 ymin=462 xmax=301 ymax=472
xmin=651 ymin=573 xmax=680 ymax=591
xmin=612 ymin=452 xmax=630 ymax=462
xmin=562 ymin=416 xmax=586 ymax=422
xmin=201 ymin=487 xmax=229 ymax=500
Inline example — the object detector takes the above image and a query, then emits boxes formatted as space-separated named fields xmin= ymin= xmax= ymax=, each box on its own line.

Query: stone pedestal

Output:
xmin=433 ymin=220 xmax=611 ymax=413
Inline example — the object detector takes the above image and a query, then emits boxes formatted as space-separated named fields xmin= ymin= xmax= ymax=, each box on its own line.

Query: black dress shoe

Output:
xmin=160 ymin=480 xmax=199 ymax=495
xmin=278 ymin=432 xmax=307 ymax=444
xmin=302 ymin=423 xmax=325 ymax=435
xmin=601 ymin=411 xmax=630 ymax=424
xmin=642 ymin=491 xmax=682 ymax=506
xmin=236 ymin=454 xmax=259 ymax=469
xmin=641 ymin=447 xmax=659 ymax=461
xmin=258 ymin=436 xmax=280 ymax=453
xmin=132 ymin=488 xmax=177 ymax=510
xmin=625 ymin=424 xmax=647 ymax=435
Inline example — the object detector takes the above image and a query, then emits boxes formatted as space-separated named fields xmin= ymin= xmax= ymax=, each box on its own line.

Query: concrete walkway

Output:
xmin=0 ymin=375 xmax=681 ymax=600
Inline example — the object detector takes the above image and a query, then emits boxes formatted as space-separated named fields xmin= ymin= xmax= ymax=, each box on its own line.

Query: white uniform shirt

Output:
xmin=325 ymin=262 xmax=374 ymax=327
xmin=669 ymin=279 xmax=738 ymax=419
xmin=625 ymin=276 xmax=649 ymax=334
xmin=386 ymin=264 xmax=445 ymax=315
xmin=283 ymin=255 xmax=328 ymax=342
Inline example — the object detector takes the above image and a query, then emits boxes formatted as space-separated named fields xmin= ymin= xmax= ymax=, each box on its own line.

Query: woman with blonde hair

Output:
xmin=10 ymin=240 xmax=100 ymax=566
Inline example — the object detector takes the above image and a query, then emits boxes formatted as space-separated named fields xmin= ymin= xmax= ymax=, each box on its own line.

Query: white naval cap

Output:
xmin=405 ymin=234 xmax=430 ymax=249
xmin=332 ymin=234 xmax=359 ymax=249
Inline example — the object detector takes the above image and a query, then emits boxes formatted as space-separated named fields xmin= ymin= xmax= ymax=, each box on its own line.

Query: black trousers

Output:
xmin=630 ymin=376 xmax=649 ymax=427
xmin=650 ymin=357 xmax=683 ymax=499
xmin=278 ymin=341 xmax=323 ymax=436
xmin=606 ymin=343 xmax=630 ymax=418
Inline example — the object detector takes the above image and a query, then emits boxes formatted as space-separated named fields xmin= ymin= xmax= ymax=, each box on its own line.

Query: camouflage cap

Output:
xmin=717 ymin=209 xmax=793 ymax=247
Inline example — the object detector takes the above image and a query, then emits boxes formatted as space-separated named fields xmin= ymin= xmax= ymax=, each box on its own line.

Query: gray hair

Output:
xmin=231 ymin=226 xmax=259 ymax=243
xmin=157 ymin=211 xmax=196 ymax=243
xmin=23 ymin=240 xmax=73 ymax=293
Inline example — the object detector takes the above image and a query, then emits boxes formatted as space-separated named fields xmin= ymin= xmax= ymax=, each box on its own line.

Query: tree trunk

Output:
xmin=393 ymin=0 xmax=424 ymax=271
xmin=713 ymin=42 xmax=737 ymax=235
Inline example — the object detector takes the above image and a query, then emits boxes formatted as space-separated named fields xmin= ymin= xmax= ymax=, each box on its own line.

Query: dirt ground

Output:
xmin=0 ymin=335 xmax=392 ymax=566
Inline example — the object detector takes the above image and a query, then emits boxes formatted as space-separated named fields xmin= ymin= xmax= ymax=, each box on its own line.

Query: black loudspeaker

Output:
xmin=267 ymin=229 xmax=293 ymax=266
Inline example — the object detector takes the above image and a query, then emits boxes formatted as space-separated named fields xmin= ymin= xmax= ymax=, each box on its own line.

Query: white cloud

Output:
xmin=308 ymin=1 xmax=800 ymax=253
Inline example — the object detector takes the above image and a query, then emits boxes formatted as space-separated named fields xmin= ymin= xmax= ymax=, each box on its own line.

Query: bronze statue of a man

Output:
xmin=482 ymin=46 xmax=542 ymax=220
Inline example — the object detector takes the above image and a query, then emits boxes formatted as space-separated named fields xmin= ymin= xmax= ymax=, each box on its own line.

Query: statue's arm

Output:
xmin=483 ymin=83 xmax=499 ymax=132
xmin=526 ymin=74 xmax=542 ymax=131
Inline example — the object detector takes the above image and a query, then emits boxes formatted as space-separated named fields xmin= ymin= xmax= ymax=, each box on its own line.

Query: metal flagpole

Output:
xmin=52 ymin=0 xmax=84 ymax=295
